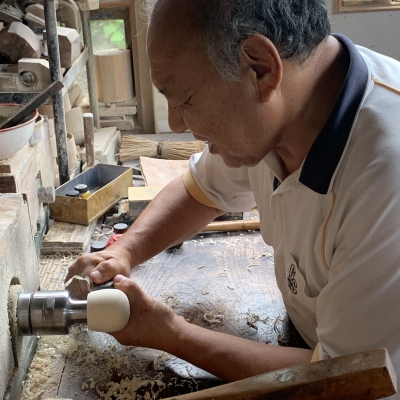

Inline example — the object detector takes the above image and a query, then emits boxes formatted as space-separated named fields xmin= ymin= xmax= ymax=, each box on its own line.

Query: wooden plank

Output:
xmin=41 ymin=219 xmax=97 ymax=254
xmin=342 ymin=0 xmax=390 ymax=5
xmin=338 ymin=0 xmax=400 ymax=11
xmin=99 ymin=117 xmax=134 ymax=130
xmin=164 ymin=349 xmax=397 ymax=400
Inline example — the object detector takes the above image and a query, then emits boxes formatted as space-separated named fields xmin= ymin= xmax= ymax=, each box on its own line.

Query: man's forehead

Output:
xmin=147 ymin=0 xmax=203 ymax=61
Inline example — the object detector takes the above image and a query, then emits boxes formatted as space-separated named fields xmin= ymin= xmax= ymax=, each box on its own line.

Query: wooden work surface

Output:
xmin=26 ymin=230 xmax=308 ymax=400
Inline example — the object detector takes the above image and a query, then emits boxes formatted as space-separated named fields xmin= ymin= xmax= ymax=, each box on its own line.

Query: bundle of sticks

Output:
xmin=117 ymin=135 xmax=207 ymax=161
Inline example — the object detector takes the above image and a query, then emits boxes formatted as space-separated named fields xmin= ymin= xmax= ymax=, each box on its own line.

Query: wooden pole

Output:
xmin=163 ymin=349 xmax=397 ymax=400
xmin=203 ymin=219 xmax=260 ymax=232
xmin=83 ymin=113 xmax=95 ymax=168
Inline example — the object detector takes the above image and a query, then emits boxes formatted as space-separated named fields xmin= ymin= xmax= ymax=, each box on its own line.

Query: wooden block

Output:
xmin=100 ymin=115 xmax=135 ymax=130
xmin=164 ymin=349 xmax=397 ymax=400
xmin=68 ymin=82 xmax=83 ymax=108
xmin=81 ymin=126 xmax=118 ymax=163
xmin=94 ymin=49 xmax=134 ymax=103
xmin=25 ymin=4 xmax=45 ymax=20
xmin=65 ymin=106 xmax=84 ymax=146
xmin=128 ymin=186 xmax=163 ymax=218
xmin=0 ymin=142 xmax=30 ymax=174
xmin=18 ymin=58 xmax=51 ymax=90
xmin=25 ymin=13 xmax=45 ymax=29
xmin=100 ymin=129 xmax=121 ymax=165
xmin=44 ymin=27 xmax=81 ymax=69
xmin=0 ymin=194 xmax=40 ymax=400
xmin=82 ymin=104 xmax=137 ymax=117
xmin=0 ymin=22 xmax=42 ymax=63
xmin=57 ymin=0 xmax=82 ymax=32
xmin=41 ymin=219 xmax=97 ymax=254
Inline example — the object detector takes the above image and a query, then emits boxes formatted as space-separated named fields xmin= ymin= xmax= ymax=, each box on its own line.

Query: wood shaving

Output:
xmin=201 ymin=290 xmax=209 ymax=295
xmin=152 ymin=352 xmax=171 ymax=371
xmin=197 ymin=265 xmax=205 ymax=269
xmin=203 ymin=311 xmax=225 ymax=325
xmin=19 ymin=332 xmax=83 ymax=400
xmin=219 ymin=272 xmax=227 ymax=277
xmin=227 ymin=286 xmax=234 ymax=290
xmin=160 ymin=293 xmax=179 ymax=309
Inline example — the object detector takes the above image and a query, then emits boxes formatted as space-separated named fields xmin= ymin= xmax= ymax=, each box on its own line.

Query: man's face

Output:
xmin=147 ymin=10 xmax=281 ymax=168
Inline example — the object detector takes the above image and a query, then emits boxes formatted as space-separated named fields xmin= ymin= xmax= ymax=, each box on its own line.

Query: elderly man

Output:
xmin=67 ymin=0 xmax=400 ymax=391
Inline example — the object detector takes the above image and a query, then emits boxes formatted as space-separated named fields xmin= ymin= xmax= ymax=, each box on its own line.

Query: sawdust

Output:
xmin=7 ymin=284 xmax=23 ymax=366
xmin=97 ymin=377 xmax=165 ymax=400
xmin=19 ymin=330 xmax=83 ymax=400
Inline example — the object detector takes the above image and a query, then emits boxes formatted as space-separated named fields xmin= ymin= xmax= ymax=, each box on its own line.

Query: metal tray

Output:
xmin=50 ymin=164 xmax=132 ymax=225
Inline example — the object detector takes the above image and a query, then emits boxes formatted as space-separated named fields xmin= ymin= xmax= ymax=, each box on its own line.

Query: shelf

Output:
xmin=0 ymin=47 xmax=89 ymax=105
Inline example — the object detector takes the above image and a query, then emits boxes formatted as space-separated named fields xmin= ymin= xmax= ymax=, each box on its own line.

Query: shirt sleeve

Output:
xmin=184 ymin=147 xmax=256 ymax=212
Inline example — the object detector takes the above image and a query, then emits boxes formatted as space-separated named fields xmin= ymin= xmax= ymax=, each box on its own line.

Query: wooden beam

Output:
xmin=164 ymin=349 xmax=397 ymax=400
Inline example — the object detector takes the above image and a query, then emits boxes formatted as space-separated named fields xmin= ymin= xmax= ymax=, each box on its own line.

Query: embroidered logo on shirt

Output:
xmin=287 ymin=264 xmax=297 ymax=294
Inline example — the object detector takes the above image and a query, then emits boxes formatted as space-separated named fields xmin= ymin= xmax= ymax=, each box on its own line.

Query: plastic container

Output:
xmin=75 ymin=184 xmax=90 ymax=199
xmin=91 ymin=242 xmax=107 ymax=253
xmin=113 ymin=223 xmax=128 ymax=234
xmin=66 ymin=190 xmax=79 ymax=198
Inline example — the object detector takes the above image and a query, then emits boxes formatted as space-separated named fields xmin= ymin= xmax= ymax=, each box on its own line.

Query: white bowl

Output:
xmin=0 ymin=104 xmax=38 ymax=160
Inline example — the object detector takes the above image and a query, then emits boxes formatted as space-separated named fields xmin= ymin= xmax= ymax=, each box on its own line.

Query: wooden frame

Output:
xmin=98 ymin=0 xmax=155 ymax=134
xmin=338 ymin=0 xmax=400 ymax=12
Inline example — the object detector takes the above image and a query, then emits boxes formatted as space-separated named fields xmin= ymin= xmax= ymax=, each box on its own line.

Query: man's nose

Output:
xmin=168 ymin=106 xmax=188 ymax=133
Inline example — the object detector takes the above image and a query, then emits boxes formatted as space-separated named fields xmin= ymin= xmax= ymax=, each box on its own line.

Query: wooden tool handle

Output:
xmin=203 ymin=219 xmax=260 ymax=232
xmin=163 ymin=349 xmax=396 ymax=400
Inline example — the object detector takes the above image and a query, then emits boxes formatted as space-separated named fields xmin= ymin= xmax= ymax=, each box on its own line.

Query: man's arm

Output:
xmin=112 ymin=275 xmax=313 ymax=382
xmin=66 ymin=176 xmax=224 ymax=283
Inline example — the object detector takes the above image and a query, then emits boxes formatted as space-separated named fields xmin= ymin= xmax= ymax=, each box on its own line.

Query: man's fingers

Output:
xmin=90 ymin=259 xmax=130 ymax=284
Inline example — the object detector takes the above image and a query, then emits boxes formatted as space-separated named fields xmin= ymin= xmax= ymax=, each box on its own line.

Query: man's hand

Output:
xmin=65 ymin=247 xmax=132 ymax=285
xmin=111 ymin=275 xmax=185 ymax=351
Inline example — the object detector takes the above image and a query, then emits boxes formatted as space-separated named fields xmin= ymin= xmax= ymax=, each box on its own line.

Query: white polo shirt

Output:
xmin=184 ymin=34 xmax=400 ymax=397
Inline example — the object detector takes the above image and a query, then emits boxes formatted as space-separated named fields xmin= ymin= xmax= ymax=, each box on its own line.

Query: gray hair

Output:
xmin=145 ymin=0 xmax=331 ymax=81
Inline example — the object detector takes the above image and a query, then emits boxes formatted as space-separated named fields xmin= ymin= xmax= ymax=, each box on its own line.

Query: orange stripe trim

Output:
xmin=183 ymin=168 xmax=223 ymax=209
xmin=372 ymin=77 xmax=400 ymax=96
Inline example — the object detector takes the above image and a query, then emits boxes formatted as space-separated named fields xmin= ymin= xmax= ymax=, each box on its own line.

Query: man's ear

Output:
xmin=240 ymin=34 xmax=283 ymax=102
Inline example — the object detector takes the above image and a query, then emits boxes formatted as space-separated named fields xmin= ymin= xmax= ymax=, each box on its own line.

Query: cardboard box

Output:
xmin=50 ymin=164 xmax=132 ymax=225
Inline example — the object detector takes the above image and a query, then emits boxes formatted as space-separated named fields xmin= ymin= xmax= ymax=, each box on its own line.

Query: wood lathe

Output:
xmin=16 ymin=285 xmax=130 ymax=336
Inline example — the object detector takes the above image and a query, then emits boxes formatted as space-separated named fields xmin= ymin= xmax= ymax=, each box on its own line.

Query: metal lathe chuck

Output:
xmin=17 ymin=291 xmax=87 ymax=336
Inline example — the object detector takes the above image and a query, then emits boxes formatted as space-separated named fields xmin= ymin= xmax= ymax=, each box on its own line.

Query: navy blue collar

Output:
xmin=299 ymin=34 xmax=369 ymax=194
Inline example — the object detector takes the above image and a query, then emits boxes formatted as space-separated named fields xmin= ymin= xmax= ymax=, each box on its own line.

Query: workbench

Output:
xmin=24 ymin=228 xmax=308 ymax=400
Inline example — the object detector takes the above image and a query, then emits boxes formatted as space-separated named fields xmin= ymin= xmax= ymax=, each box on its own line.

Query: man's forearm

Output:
xmin=112 ymin=175 xmax=223 ymax=267
xmin=168 ymin=318 xmax=313 ymax=382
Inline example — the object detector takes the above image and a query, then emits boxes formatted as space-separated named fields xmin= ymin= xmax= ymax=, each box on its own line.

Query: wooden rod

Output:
xmin=203 ymin=219 xmax=260 ymax=232
xmin=83 ymin=113 xmax=95 ymax=168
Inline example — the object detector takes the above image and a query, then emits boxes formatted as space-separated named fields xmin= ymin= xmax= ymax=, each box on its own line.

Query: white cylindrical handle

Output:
xmin=87 ymin=289 xmax=130 ymax=332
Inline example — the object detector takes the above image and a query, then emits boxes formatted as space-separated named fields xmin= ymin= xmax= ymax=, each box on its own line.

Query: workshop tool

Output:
xmin=0 ymin=80 xmax=63 ymax=129
xmin=117 ymin=135 xmax=206 ymax=161
xmin=17 ymin=281 xmax=115 ymax=335
xmin=165 ymin=348 xmax=397 ymax=400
